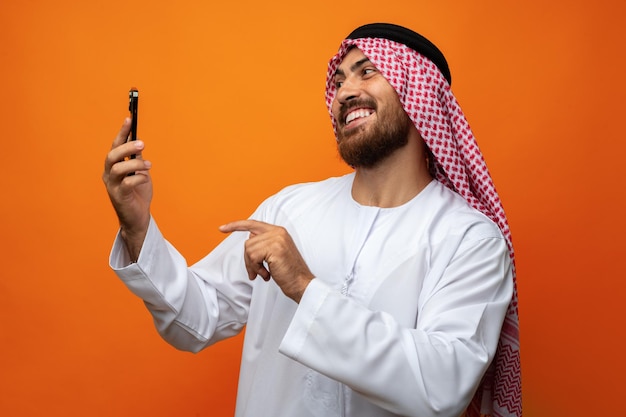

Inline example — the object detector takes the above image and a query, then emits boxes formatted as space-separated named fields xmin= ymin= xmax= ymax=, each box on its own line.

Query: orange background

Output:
xmin=1 ymin=1 xmax=624 ymax=416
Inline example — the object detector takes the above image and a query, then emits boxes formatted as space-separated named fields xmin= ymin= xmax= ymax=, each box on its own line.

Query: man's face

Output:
xmin=331 ymin=47 xmax=412 ymax=168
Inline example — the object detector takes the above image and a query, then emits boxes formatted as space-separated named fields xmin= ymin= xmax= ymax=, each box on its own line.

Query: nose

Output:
xmin=335 ymin=76 xmax=361 ymax=105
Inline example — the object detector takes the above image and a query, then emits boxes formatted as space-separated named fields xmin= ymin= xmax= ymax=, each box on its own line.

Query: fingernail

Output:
xmin=134 ymin=140 xmax=144 ymax=149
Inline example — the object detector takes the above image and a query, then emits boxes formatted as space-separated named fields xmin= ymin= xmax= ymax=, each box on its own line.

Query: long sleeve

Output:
xmin=279 ymin=234 xmax=513 ymax=417
xmin=110 ymin=218 xmax=252 ymax=352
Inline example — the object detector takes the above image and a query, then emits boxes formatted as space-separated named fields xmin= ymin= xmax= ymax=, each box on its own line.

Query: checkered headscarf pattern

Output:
xmin=324 ymin=38 xmax=521 ymax=417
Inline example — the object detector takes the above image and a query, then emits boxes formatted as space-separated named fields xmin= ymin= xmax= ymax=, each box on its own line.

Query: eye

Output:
xmin=334 ymin=78 xmax=345 ymax=89
xmin=363 ymin=67 xmax=378 ymax=77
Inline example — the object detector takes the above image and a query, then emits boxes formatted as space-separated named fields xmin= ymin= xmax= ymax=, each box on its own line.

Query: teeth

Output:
xmin=346 ymin=109 xmax=373 ymax=124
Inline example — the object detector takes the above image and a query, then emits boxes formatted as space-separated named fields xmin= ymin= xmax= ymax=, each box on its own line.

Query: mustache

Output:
xmin=337 ymin=98 xmax=377 ymax=125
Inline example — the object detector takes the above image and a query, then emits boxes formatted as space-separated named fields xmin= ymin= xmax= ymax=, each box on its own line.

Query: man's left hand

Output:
xmin=219 ymin=220 xmax=314 ymax=303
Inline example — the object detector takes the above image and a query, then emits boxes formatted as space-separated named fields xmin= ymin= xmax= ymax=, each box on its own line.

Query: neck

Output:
xmin=351 ymin=131 xmax=432 ymax=208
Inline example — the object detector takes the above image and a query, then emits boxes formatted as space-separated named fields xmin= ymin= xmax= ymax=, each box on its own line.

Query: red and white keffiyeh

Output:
xmin=324 ymin=37 xmax=521 ymax=417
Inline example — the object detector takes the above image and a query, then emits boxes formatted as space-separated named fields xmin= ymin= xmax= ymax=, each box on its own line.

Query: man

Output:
xmin=103 ymin=23 xmax=521 ymax=417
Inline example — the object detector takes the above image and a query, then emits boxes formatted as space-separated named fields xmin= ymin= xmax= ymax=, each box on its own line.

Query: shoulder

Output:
xmin=252 ymin=173 xmax=354 ymax=222
xmin=425 ymin=181 xmax=505 ymax=244
xmin=420 ymin=182 xmax=512 ymax=288
xmin=277 ymin=174 xmax=351 ymax=197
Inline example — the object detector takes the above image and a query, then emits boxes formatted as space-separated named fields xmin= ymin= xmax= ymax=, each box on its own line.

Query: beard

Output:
xmin=336 ymin=99 xmax=412 ymax=169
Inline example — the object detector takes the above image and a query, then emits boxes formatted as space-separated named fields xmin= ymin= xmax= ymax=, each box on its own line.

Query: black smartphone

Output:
xmin=128 ymin=88 xmax=139 ymax=159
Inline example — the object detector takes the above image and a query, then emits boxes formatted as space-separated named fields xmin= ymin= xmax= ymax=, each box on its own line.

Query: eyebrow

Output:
xmin=334 ymin=57 xmax=372 ymax=77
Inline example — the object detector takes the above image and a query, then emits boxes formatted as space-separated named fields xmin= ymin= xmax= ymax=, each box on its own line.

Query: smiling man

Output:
xmin=333 ymin=49 xmax=415 ymax=169
xmin=103 ymin=23 xmax=521 ymax=417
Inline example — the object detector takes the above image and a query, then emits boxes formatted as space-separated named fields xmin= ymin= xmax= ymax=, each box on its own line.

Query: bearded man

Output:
xmin=103 ymin=23 xmax=521 ymax=417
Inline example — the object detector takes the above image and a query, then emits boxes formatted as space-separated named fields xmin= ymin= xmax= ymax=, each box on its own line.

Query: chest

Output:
xmin=288 ymin=203 xmax=432 ymax=327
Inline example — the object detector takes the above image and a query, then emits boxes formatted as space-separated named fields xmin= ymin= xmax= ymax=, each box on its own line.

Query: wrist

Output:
xmin=292 ymin=275 xmax=314 ymax=304
xmin=120 ymin=225 xmax=148 ymax=263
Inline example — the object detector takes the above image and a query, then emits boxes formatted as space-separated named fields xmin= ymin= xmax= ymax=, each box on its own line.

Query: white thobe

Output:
xmin=110 ymin=174 xmax=513 ymax=417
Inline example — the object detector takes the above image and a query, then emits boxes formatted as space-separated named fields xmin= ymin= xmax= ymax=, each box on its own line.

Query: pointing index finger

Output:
xmin=219 ymin=220 xmax=270 ymax=234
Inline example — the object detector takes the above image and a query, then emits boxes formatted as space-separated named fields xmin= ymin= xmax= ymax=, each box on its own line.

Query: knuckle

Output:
xmin=104 ymin=152 xmax=114 ymax=166
xmin=109 ymin=162 xmax=122 ymax=177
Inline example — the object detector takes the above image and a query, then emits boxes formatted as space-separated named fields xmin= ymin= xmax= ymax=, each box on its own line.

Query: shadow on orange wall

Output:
xmin=0 ymin=1 xmax=624 ymax=416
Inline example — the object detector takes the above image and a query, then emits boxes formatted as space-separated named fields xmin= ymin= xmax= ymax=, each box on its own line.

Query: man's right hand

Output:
xmin=103 ymin=117 xmax=153 ymax=261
